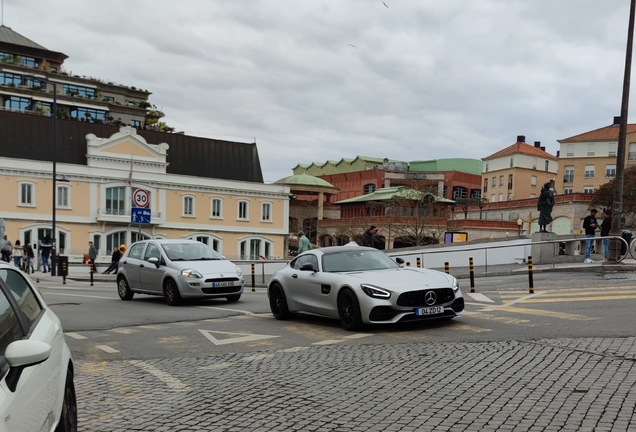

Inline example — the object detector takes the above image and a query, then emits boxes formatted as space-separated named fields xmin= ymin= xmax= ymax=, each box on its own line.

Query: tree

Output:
xmin=455 ymin=198 xmax=472 ymax=219
xmin=592 ymin=166 xmax=636 ymax=227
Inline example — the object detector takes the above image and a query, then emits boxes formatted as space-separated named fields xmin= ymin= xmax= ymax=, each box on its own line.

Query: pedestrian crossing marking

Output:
xmin=500 ymin=306 xmax=596 ymax=321
xmin=343 ymin=333 xmax=374 ymax=339
xmin=96 ymin=345 xmax=119 ymax=354
xmin=65 ymin=332 xmax=87 ymax=340
xmin=109 ymin=328 xmax=138 ymax=334
xmin=465 ymin=293 xmax=494 ymax=303
xmin=312 ymin=340 xmax=345 ymax=345
xmin=139 ymin=325 xmax=167 ymax=330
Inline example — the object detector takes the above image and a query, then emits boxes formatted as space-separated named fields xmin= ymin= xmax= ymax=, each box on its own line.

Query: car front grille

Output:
xmin=201 ymin=286 xmax=241 ymax=295
xmin=396 ymin=288 xmax=455 ymax=307
xmin=204 ymin=277 xmax=240 ymax=283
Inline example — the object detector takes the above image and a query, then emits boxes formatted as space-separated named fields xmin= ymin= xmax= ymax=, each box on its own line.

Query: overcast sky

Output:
xmin=4 ymin=0 xmax=635 ymax=182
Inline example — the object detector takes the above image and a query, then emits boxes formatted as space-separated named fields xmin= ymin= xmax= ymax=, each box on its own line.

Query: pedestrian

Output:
xmin=102 ymin=246 xmax=122 ymax=274
xmin=363 ymin=226 xmax=378 ymax=248
xmin=297 ymin=231 xmax=312 ymax=254
xmin=40 ymin=234 xmax=52 ymax=272
xmin=582 ymin=208 xmax=598 ymax=263
xmin=0 ymin=234 xmax=13 ymax=263
xmin=600 ymin=209 xmax=612 ymax=262
xmin=12 ymin=240 xmax=23 ymax=269
xmin=24 ymin=243 xmax=35 ymax=274
xmin=88 ymin=241 xmax=98 ymax=273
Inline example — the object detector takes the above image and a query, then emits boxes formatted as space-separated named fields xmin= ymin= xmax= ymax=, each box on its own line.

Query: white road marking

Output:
xmin=198 ymin=329 xmax=279 ymax=345
xmin=128 ymin=360 xmax=189 ymax=391
xmin=96 ymin=345 xmax=119 ymax=354
xmin=465 ymin=293 xmax=494 ymax=303
xmin=343 ymin=333 xmax=374 ymax=339
xmin=42 ymin=292 xmax=117 ymax=300
xmin=481 ymin=292 xmax=547 ymax=311
xmin=197 ymin=306 xmax=257 ymax=316
xmin=278 ymin=347 xmax=310 ymax=353
xmin=312 ymin=340 xmax=344 ymax=345
xmin=199 ymin=362 xmax=234 ymax=371
xmin=65 ymin=332 xmax=87 ymax=340
xmin=242 ymin=354 xmax=275 ymax=361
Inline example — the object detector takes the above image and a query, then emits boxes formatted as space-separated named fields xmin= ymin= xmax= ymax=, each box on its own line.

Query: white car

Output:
xmin=0 ymin=262 xmax=76 ymax=431
xmin=268 ymin=246 xmax=464 ymax=331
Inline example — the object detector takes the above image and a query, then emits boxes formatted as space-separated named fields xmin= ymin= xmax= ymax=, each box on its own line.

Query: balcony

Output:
xmin=96 ymin=208 xmax=163 ymax=224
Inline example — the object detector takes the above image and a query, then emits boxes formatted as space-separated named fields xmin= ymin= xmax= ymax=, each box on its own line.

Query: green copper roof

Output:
xmin=275 ymin=173 xmax=335 ymax=188
xmin=0 ymin=25 xmax=47 ymax=49
xmin=335 ymin=186 xmax=455 ymax=204
xmin=409 ymin=158 xmax=482 ymax=175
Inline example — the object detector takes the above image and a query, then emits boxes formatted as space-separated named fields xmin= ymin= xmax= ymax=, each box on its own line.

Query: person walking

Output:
xmin=102 ymin=246 xmax=122 ymax=274
xmin=363 ymin=226 xmax=378 ymax=248
xmin=88 ymin=241 xmax=98 ymax=273
xmin=0 ymin=234 xmax=13 ymax=263
xmin=600 ymin=209 xmax=612 ymax=262
xmin=12 ymin=240 xmax=23 ymax=269
xmin=297 ymin=232 xmax=312 ymax=254
xmin=583 ymin=208 xmax=599 ymax=263
xmin=24 ymin=243 xmax=35 ymax=274
xmin=40 ymin=235 xmax=52 ymax=272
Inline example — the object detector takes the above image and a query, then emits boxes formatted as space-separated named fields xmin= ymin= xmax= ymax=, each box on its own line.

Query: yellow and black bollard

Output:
xmin=251 ymin=263 xmax=255 ymax=292
xmin=469 ymin=257 xmax=475 ymax=293
xmin=62 ymin=260 xmax=67 ymax=285
xmin=416 ymin=257 xmax=421 ymax=268
xmin=444 ymin=262 xmax=450 ymax=274
xmin=90 ymin=263 xmax=94 ymax=286
xmin=527 ymin=256 xmax=534 ymax=294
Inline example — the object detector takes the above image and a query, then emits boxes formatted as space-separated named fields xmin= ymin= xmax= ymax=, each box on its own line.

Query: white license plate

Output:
xmin=211 ymin=281 xmax=234 ymax=288
xmin=415 ymin=306 xmax=444 ymax=316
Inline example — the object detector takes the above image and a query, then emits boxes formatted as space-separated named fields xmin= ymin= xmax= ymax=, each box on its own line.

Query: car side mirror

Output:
xmin=5 ymin=340 xmax=51 ymax=392
xmin=395 ymin=257 xmax=404 ymax=265
xmin=148 ymin=257 xmax=160 ymax=268
xmin=300 ymin=263 xmax=316 ymax=272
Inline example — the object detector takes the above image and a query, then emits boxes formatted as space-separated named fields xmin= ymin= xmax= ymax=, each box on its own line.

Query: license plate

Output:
xmin=415 ymin=306 xmax=444 ymax=316
xmin=211 ymin=281 xmax=234 ymax=288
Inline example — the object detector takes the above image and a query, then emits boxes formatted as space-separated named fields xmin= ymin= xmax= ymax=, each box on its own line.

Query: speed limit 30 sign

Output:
xmin=133 ymin=189 xmax=150 ymax=208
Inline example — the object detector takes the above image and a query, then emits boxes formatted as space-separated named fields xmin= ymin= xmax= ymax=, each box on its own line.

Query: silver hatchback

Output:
xmin=117 ymin=239 xmax=244 ymax=305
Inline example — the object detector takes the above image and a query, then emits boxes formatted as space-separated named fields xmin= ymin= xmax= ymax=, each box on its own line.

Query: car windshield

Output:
xmin=160 ymin=242 xmax=224 ymax=261
xmin=322 ymin=249 xmax=400 ymax=272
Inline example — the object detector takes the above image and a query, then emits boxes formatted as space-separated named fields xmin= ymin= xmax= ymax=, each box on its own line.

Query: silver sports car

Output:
xmin=267 ymin=245 xmax=464 ymax=330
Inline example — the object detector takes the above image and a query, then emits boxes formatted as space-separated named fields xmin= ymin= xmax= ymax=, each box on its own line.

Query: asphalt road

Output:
xmin=32 ymin=271 xmax=636 ymax=431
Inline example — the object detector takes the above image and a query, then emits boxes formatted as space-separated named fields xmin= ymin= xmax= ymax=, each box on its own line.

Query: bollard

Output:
xmin=416 ymin=257 xmax=421 ymax=268
xmin=62 ymin=260 xmax=67 ymax=285
xmin=445 ymin=262 xmax=450 ymax=274
xmin=251 ymin=263 xmax=255 ymax=292
xmin=90 ymin=267 xmax=94 ymax=286
xmin=527 ymin=256 xmax=534 ymax=294
xmin=469 ymin=257 xmax=475 ymax=293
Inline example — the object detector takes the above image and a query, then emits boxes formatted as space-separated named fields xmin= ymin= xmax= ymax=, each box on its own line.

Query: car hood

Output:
xmin=343 ymin=267 xmax=453 ymax=291
xmin=170 ymin=259 xmax=241 ymax=277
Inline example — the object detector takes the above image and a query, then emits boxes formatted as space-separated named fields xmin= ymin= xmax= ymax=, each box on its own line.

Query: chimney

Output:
xmin=517 ymin=135 xmax=526 ymax=143
xmin=534 ymin=141 xmax=541 ymax=148
xmin=540 ymin=146 xmax=546 ymax=151
xmin=556 ymin=150 xmax=560 ymax=157
xmin=613 ymin=116 xmax=621 ymax=126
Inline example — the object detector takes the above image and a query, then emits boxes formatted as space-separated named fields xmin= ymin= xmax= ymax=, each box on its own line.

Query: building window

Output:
xmin=238 ymin=200 xmax=249 ymax=220
xmin=19 ymin=182 xmax=34 ymax=206
xmin=609 ymin=143 xmax=617 ymax=157
xmin=4 ymin=96 xmax=30 ymax=112
xmin=564 ymin=166 xmax=574 ymax=183
xmin=629 ymin=143 xmax=636 ymax=160
xmin=105 ymin=187 xmax=126 ymax=215
xmin=485 ymin=163 xmax=489 ymax=172
xmin=532 ymin=158 xmax=537 ymax=170
xmin=587 ymin=143 xmax=595 ymax=156
xmin=102 ymin=95 xmax=115 ymax=103
xmin=531 ymin=176 xmax=537 ymax=187
xmin=188 ymin=235 xmax=221 ymax=252
xmin=63 ymin=83 xmax=97 ymax=99
xmin=499 ymin=176 xmax=504 ymax=187
xmin=452 ymin=186 xmax=468 ymax=199
xmin=57 ymin=185 xmax=70 ymax=208
xmin=566 ymin=144 xmax=574 ymax=157
xmin=70 ymin=107 xmax=107 ymax=122
xmin=545 ymin=160 xmax=549 ymax=171
xmin=363 ymin=184 xmax=376 ymax=194
xmin=471 ymin=189 xmax=481 ymax=199
xmin=211 ymin=198 xmax=223 ymax=218
xmin=510 ymin=158 xmax=514 ymax=168
xmin=507 ymin=175 xmax=513 ymax=190
xmin=261 ymin=202 xmax=272 ymax=221
xmin=507 ymin=193 xmax=513 ymax=201
xmin=483 ymin=178 xmax=488 ymax=193
xmin=492 ymin=177 xmax=496 ymax=188
xmin=0 ymin=72 xmax=22 ymax=86
xmin=183 ymin=195 xmax=195 ymax=216
xmin=563 ymin=188 xmax=573 ymax=194
xmin=107 ymin=231 xmax=127 ymax=254
xmin=583 ymin=186 xmax=594 ymax=194
xmin=491 ymin=194 xmax=496 ymax=203
xmin=606 ymin=164 xmax=616 ymax=177
xmin=498 ymin=193 xmax=503 ymax=202
xmin=130 ymin=119 xmax=141 ymax=128
xmin=239 ymin=237 xmax=274 ymax=260
xmin=530 ymin=194 xmax=536 ymax=199
xmin=584 ymin=165 xmax=595 ymax=178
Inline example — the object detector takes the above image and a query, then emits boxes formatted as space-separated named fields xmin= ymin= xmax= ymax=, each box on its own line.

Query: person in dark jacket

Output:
xmin=582 ymin=208 xmax=598 ymax=263
xmin=102 ymin=246 xmax=122 ymax=274
xmin=40 ymin=235 xmax=52 ymax=272
xmin=600 ymin=209 xmax=612 ymax=262
xmin=363 ymin=226 xmax=378 ymax=248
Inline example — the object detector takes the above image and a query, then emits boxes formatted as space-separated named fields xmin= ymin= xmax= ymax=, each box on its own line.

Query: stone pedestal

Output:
xmin=531 ymin=232 xmax=559 ymax=264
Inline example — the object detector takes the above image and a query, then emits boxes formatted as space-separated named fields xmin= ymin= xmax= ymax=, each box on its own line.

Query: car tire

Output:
xmin=117 ymin=276 xmax=134 ymax=300
xmin=269 ymin=283 xmax=295 ymax=320
xmin=164 ymin=278 xmax=182 ymax=306
xmin=55 ymin=367 xmax=77 ymax=432
xmin=226 ymin=294 xmax=241 ymax=302
xmin=337 ymin=288 xmax=363 ymax=331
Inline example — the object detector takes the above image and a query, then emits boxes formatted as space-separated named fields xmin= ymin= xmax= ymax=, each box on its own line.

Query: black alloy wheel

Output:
xmin=117 ymin=276 xmax=134 ymax=300
xmin=268 ymin=283 xmax=295 ymax=320
xmin=164 ymin=279 xmax=182 ymax=306
xmin=226 ymin=294 xmax=241 ymax=302
xmin=55 ymin=368 xmax=77 ymax=432
xmin=337 ymin=289 xmax=363 ymax=331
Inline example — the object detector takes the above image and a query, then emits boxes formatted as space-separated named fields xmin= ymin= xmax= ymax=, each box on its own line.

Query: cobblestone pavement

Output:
xmin=76 ymin=337 xmax=636 ymax=431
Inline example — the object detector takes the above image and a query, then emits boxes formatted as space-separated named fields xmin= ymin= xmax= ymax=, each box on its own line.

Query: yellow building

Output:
xmin=0 ymin=118 xmax=290 ymax=261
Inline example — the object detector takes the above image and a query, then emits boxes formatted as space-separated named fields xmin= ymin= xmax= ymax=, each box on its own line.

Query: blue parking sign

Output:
xmin=131 ymin=207 xmax=151 ymax=224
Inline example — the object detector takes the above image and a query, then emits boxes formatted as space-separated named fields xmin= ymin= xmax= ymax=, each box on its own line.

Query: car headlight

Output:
xmin=181 ymin=269 xmax=203 ymax=279
xmin=235 ymin=266 xmax=243 ymax=277
xmin=361 ymin=284 xmax=391 ymax=299
xmin=452 ymin=278 xmax=460 ymax=293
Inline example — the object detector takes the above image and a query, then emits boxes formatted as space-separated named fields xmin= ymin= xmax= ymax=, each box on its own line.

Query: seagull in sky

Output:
xmin=348 ymin=44 xmax=358 ymax=49
xmin=382 ymin=2 xmax=389 ymax=8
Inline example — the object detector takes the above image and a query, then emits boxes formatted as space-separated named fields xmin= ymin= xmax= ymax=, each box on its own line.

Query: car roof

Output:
xmin=136 ymin=239 xmax=200 ymax=244
xmin=309 ymin=245 xmax=377 ymax=255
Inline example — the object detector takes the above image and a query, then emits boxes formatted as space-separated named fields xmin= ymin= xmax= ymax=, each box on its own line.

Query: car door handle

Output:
xmin=123 ymin=261 xmax=127 ymax=264
xmin=292 ymin=274 xmax=298 ymax=278
xmin=140 ymin=264 xmax=145 ymax=268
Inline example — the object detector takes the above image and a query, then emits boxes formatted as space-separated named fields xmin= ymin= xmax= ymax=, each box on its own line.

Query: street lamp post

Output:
xmin=517 ymin=218 xmax=523 ymax=237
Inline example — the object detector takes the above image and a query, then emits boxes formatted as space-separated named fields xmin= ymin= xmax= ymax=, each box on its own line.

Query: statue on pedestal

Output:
xmin=537 ymin=181 xmax=555 ymax=233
